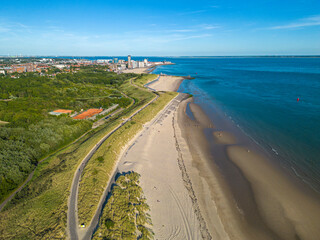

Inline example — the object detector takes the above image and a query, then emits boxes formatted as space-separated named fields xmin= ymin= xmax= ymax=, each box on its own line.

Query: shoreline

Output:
xmin=178 ymin=98 xmax=320 ymax=239
xmin=104 ymin=64 xmax=320 ymax=239
xmin=114 ymin=76 xmax=207 ymax=239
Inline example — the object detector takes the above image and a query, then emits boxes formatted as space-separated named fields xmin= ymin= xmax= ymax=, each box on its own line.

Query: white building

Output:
xmin=138 ymin=61 xmax=145 ymax=68
xmin=0 ymin=70 xmax=5 ymax=75
xmin=53 ymin=64 xmax=67 ymax=69
xmin=97 ymin=59 xmax=111 ymax=63
xmin=131 ymin=61 xmax=138 ymax=68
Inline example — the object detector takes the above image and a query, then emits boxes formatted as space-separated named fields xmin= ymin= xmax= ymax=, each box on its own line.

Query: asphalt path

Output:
xmin=67 ymin=77 xmax=159 ymax=240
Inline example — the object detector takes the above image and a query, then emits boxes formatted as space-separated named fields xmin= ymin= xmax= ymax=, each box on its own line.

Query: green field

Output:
xmin=134 ymin=73 xmax=158 ymax=87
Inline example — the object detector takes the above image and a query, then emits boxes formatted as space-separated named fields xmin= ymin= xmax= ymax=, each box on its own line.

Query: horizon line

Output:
xmin=1 ymin=55 xmax=320 ymax=58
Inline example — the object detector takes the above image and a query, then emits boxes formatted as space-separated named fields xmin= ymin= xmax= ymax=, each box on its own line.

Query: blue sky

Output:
xmin=0 ymin=0 xmax=319 ymax=56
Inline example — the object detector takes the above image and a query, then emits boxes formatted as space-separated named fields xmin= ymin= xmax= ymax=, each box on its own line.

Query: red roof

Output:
xmin=73 ymin=109 xmax=103 ymax=120
xmin=54 ymin=109 xmax=72 ymax=114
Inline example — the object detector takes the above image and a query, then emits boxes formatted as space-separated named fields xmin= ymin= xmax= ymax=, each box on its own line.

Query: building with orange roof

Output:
xmin=49 ymin=109 xmax=73 ymax=116
xmin=54 ymin=109 xmax=73 ymax=114
xmin=73 ymin=108 xmax=103 ymax=120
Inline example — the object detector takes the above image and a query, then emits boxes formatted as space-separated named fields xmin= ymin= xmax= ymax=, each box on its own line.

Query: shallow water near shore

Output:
xmin=152 ymin=57 xmax=320 ymax=192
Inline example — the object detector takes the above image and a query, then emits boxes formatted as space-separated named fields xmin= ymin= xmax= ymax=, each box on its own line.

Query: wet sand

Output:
xmin=178 ymin=100 xmax=320 ymax=240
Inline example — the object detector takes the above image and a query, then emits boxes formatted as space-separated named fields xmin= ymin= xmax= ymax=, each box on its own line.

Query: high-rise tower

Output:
xmin=128 ymin=55 xmax=132 ymax=69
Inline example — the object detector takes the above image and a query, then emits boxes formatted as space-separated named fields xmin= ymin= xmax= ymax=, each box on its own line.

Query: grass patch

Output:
xmin=93 ymin=172 xmax=153 ymax=240
xmin=77 ymin=91 xmax=177 ymax=225
xmin=134 ymin=74 xmax=158 ymax=87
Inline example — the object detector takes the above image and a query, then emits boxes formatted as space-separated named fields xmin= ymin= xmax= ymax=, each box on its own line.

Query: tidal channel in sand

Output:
xmin=179 ymin=99 xmax=320 ymax=240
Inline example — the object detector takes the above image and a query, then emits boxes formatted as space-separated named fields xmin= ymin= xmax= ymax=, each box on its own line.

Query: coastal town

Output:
xmin=0 ymin=55 xmax=173 ymax=77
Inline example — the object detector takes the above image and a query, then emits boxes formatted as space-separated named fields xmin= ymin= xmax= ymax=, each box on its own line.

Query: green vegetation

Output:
xmin=0 ymin=119 xmax=123 ymax=239
xmin=78 ymin=91 xmax=177 ymax=225
xmin=0 ymin=67 xmax=133 ymax=203
xmin=93 ymin=172 xmax=153 ymax=240
xmin=0 ymin=68 xmax=176 ymax=239
xmin=134 ymin=73 xmax=158 ymax=87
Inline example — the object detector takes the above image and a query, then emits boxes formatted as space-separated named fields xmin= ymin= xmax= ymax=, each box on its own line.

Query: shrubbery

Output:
xmin=94 ymin=172 xmax=153 ymax=240
xmin=0 ymin=117 xmax=91 ymax=200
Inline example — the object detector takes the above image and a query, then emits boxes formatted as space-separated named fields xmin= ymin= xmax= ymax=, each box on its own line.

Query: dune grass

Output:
xmin=77 ymin=91 xmax=177 ymax=225
xmin=93 ymin=172 xmax=153 ymax=240
xmin=134 ymin=74 xmax=158 ymax=87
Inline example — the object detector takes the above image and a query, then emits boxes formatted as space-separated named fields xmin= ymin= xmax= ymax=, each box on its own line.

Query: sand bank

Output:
xmin=213 ymin=131 xmax=236 ymax=145
xmin=177 ymin=100 xmax=253 ymax=240
xmin=178 ymin=100 xmax=320 ymax=240
xmin=227 ymin=145 xmax=320 ymax=240
xmin=147 ymin=75 xmax=185 ymax=92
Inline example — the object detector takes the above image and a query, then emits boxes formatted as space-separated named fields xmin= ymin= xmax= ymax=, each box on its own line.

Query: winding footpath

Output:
xmin=67 ymin=77 xmax=159 ymax=240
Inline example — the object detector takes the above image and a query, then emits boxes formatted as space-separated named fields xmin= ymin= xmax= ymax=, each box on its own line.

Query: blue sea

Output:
xmin=67 ymin=56 xmax=320 ymax=190
xmin=150 ymin=57 xmax=320 ymax=190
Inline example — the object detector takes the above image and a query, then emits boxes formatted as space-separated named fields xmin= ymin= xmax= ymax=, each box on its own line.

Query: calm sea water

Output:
xmin=67 ymin=56 xmax=320 ymax=189
xmin=150 ymin=57 xmax=320 ymax=190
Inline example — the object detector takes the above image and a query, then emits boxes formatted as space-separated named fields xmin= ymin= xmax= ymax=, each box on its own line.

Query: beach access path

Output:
xmin=67 ymin=77 xmax=160 ymax=240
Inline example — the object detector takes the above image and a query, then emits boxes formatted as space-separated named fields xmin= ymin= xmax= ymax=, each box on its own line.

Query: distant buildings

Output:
xmin=0 ymin=56 xmax=172 ymax=75
xmin=96 ymin=59 xmax=111 ymax=64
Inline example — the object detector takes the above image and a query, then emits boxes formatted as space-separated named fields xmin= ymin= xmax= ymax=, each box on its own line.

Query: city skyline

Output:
xmin=1 ymin=0 xmax=320 ymax=56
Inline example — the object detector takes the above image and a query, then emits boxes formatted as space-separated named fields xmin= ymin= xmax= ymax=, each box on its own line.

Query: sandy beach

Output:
xmin=115 ymin=76 xmax=208 ymax=239
xmin=113 ymin=71 xmax=320 ymax=240
xmin=148 ymin=75 xmax=185 ymax=92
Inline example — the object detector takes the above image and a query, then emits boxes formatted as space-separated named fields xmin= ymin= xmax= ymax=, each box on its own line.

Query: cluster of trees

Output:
xmin=95 ymin=172 xmax=153 ymax=240
xmin=0 ymin=117 xmax=91 ymax=200
xmin=0 ymin=67 xmax=136 ymax=202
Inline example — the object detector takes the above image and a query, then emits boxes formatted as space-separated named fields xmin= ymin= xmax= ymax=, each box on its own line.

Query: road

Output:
xmin=67 ymin=77 xmax=159 ymax=240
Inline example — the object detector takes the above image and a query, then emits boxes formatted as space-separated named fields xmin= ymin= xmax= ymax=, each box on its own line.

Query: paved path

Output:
xmin=67 ymin=78 xmax=159 ymax=240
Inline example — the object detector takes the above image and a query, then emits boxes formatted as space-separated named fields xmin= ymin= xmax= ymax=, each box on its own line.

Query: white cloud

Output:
xmin=179 ymin=9 xmax=207 ymax=15
xmin=270 ymin=15 xmax=320 ymax=29
xmin=0 ymin=26 xmax=10 ymax=33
